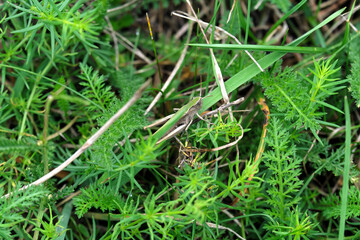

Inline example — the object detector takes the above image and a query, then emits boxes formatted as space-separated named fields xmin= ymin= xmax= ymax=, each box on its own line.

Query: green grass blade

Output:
xmin=316 ymin=120 xmax=340 ymax=128
xmin=315 ymin=100 xmax=344 ymax=114
xmin=338 ymin=96 xmax=351 ymax=239
xmin=55 ymin=201 xmax=73 ymax=240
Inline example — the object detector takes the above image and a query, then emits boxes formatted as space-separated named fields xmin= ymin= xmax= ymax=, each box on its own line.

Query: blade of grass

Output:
xmin=55 ymin=201 xmax=73 ymax=240
xmin=146 ymin=13 xmax=162 ymax=84
xmin=338 ymin=96 xmax=351 ymax=239
xmin=200 ymin=8 xmax=345 ymax=112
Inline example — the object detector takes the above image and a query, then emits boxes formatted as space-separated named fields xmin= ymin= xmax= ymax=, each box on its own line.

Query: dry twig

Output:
xmin=105 ymin=16 xmax=119 ymax=70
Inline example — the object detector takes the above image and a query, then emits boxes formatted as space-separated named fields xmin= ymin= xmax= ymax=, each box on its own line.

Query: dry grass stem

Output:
xmin=144 ymin=22 xmax=194 ymax=115
xmin=2 ymin=79 xmax=151 ymax=199
xmin=114 ymin=31 xmax=152 ymax=64
xmin=106 ymin=0 xmax=138 ymax=14
xmin=105 ymin=16 xmax=119 ymax=70
xmin=201 ymin=221 xmax=245 ymax=240
xmin=201 ymin=97 xmax=244 ymax=117
xmin=45 ymin=116 xmax=79 ymax=142
xmin=186 ymin=0 xmax=234 ymax=123
xmin=221 ymin=209 xmax=243 ymax=229
xmin=227 ymin=0 xmax=236 ymax=23
xmin=175 ymin=5 xmax=208 ymax=40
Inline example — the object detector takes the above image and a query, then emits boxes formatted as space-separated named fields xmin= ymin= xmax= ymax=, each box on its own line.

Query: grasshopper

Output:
xmin=145 ymin=97 xmax=203 ymax=144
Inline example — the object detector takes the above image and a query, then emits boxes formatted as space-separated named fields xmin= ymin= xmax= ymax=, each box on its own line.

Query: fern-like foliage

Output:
xmin=306 ymin=142 xmax=360 ymax=178
xmin=0 ymin=185 xmax=49 ymax=239
xmin=0 ymin=137 xmax=39 ymax=153
xmin=86 ymin=69 xmax=149 ymax=170
xmin=260 ymin=59 xmax=345 ymax=141
xmin=348 ymin=37 xmax=360 ymax=107
xmin=79 ymin=63 xmax=115 ymax=116
xmin=73 ymin=183 xmax=124 ymax=218
xmin=263 ymin=117 xmax=303 ymax=219
xmin=0 ymin=137 xmax=43 ymax=186
xmin=105 ymin=135 xmax=163 ymax=187
xmin=73 ymin=135 xmax=162 ymax=218
xmin=262 ymin=117 xmax=314 ymax=238
xmin=319 ymin=186 xmax=360 ymax=219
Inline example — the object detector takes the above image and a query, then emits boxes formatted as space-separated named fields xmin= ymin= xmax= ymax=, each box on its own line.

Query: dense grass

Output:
xmin=1 ymin=1 xmax=359 ymax=239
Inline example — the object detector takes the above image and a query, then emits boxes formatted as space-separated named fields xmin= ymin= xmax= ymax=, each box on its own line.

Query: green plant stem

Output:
xmin=42 ymin=95 xmax=54 ymax=175
xmin=33 ymin=96 xmax=55 ymax=239
xmin=33 ymin=197 xmax=47 ymax=240
xmin=3 ymin=32 xmax=31 ymax=64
